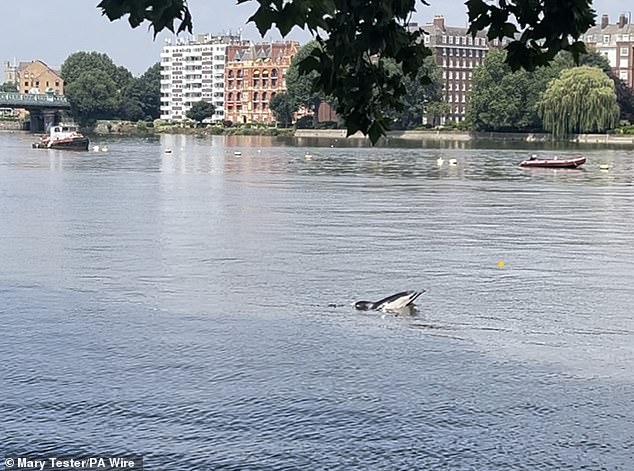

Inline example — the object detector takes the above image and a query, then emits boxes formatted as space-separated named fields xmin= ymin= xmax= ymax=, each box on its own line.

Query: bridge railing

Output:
xmin=0 ymin=92 xmax=70 ymax=108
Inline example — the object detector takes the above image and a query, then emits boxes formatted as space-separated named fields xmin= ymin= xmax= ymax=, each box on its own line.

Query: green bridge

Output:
xmin=0 ymin=92 xmax=71 ymax=132
xmin=0 ymin=92 xmax=70 ymax=108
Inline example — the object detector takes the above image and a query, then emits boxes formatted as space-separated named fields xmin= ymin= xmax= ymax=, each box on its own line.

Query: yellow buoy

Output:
xmin=497 ymin=260 xmax=505 ymax=268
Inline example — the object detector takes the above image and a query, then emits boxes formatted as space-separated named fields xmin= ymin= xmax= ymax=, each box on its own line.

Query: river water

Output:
xmin=1 ymin=132 xmax=633 ymax=470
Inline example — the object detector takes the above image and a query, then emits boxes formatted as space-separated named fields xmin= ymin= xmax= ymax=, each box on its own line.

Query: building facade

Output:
xmin=584 ymin=14 xmax=634 ymax=88
xmin=160 ymin=34 xmax=248 ymax=122
xmin=224 ymin=41 xmax=299 ymax=125
xmin=5 ymin=60 xmax=63 ymax=94
xmin=419 ymin=15 xmax=494 ymax=123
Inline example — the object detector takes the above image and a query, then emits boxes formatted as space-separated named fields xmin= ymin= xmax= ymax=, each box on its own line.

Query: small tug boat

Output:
xmin=519 ymin=154 xmax=586 ymax=169
xmin=32 ymin=124 xmax=89 ymax=151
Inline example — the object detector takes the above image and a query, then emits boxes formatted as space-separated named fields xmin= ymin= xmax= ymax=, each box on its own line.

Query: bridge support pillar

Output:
xmin=29 ymin=109 xmax=44 ymax=133
xmin=27 ymin=108 xmax=62 ymax=133
xmin=42 ymin=109 xmax=57 ymax=132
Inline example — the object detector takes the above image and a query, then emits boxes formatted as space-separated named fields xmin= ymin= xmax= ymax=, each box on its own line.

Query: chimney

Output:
xmin=433 ymin=15 xmax=445 ymax=31
xmin=601 ymin=14 xmax=609 ymax=29
xmin=618 ymin=14 xmax=628 ymax=28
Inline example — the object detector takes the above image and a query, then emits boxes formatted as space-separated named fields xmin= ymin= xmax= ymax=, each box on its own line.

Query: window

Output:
xmin=603 ymin=35 xmax=610 ymax=43
xmin=621 ymin=47 xmax=629 ymax=56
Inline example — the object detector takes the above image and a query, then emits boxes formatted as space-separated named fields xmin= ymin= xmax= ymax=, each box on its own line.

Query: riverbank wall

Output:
xmin=0 ymin=120 xmax=26 ymax=131
xmin=294 ymin=129 xmax=634 ymax=145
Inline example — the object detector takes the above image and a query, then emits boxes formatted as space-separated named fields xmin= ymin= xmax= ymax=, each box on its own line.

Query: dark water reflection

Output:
xmin=1 ymin=132 xmax=633 ymax=469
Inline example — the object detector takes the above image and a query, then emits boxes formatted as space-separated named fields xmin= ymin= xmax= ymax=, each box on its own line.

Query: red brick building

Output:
xmin=224 ymin=41 xmax=299 ymax=125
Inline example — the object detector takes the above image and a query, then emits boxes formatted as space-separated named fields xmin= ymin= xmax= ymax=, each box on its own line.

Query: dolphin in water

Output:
xmin=354 ymin=290 xmax=425 ymax=313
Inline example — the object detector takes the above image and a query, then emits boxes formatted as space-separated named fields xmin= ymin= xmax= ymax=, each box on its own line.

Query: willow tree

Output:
xmin=537 ymin=66 xmax=619 ymax=139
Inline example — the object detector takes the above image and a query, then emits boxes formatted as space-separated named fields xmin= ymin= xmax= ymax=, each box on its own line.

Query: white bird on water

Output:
xmin=436 ymin=157 xmax=444 ymax=166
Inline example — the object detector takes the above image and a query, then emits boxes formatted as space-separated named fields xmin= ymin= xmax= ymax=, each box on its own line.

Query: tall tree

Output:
xmin=120 ymin=63 xmax=161 ymax=121
xmin=61 ymin=51 xmax=132 ymax=90
xmin=136 ymin=62 xmax=161 ymax=120
xmin=64 ymin=69 xmax=119 ymax=126
xmin=97 ymin=0 xmax=597 ymax=143
xmin=285 ymin=41 xmax=325 ymax=127
xmin=398 ymin=57 xmax=444 ymax=129
xmin=61 ymin=51 xmax=135 ymax=124
xmin=269 ymin=92 xmax=297 ymax=128
xmin=186 ymin=101 xmax=216 ymax=125
xmin=0 ymin=82 xmax=17 ymax=92
xmin=537 ymin=66 xmax=619 ymax=138
xmin=467 ymin=49 xmax=570 ymax=132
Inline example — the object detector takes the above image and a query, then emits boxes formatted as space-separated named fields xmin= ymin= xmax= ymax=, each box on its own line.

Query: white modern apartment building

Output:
xmin=160 ymin=33 xmax=247 ymax=122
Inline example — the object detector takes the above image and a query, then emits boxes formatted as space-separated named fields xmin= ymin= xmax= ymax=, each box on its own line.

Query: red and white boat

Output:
xmin=32 ymin=123 xmax=89 ymax=151
xmin=519 ymin=155 xmax=586 ymax=168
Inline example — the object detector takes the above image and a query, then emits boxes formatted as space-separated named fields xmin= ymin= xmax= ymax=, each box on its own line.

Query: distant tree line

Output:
xmin=467 ymin=49 xmax=633 ymax=137
xmin=60 ymin=51 xmax=160 ymax=127
xmin=54 ymin=45 xmax=634 ymax=138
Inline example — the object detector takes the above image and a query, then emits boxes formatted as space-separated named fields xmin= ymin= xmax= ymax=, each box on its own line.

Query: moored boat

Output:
xmin=32 ymin=123 xmax=89 ymax=151
xmin=519 ymin=155 xmax=586 ymax=168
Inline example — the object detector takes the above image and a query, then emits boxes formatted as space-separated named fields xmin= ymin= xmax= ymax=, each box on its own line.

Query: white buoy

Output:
xmin=599 ymin=164 xmax=610 ymax=171
xmin=234 ymin=151 xmax=242 ymax=156
xmin=449 ymin=158 xmax=458 ymax=166
xmin=92 ymin=145 xmax=100 ymax=152
xmin=165 ymin=149 xmax=172 ymax=154
xmin=101 ymin=146 xmax=108 ymax=152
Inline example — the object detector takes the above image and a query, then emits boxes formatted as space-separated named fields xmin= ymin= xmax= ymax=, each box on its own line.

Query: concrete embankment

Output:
xmin=0 ymin=121 xmax=26 ymax=131
xmin=294 ymin=129 xmax=634 ymax=145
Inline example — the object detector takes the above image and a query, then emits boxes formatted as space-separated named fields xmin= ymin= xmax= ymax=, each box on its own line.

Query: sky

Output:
xmin=1 ymin=0 xmax=632 ymax=77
